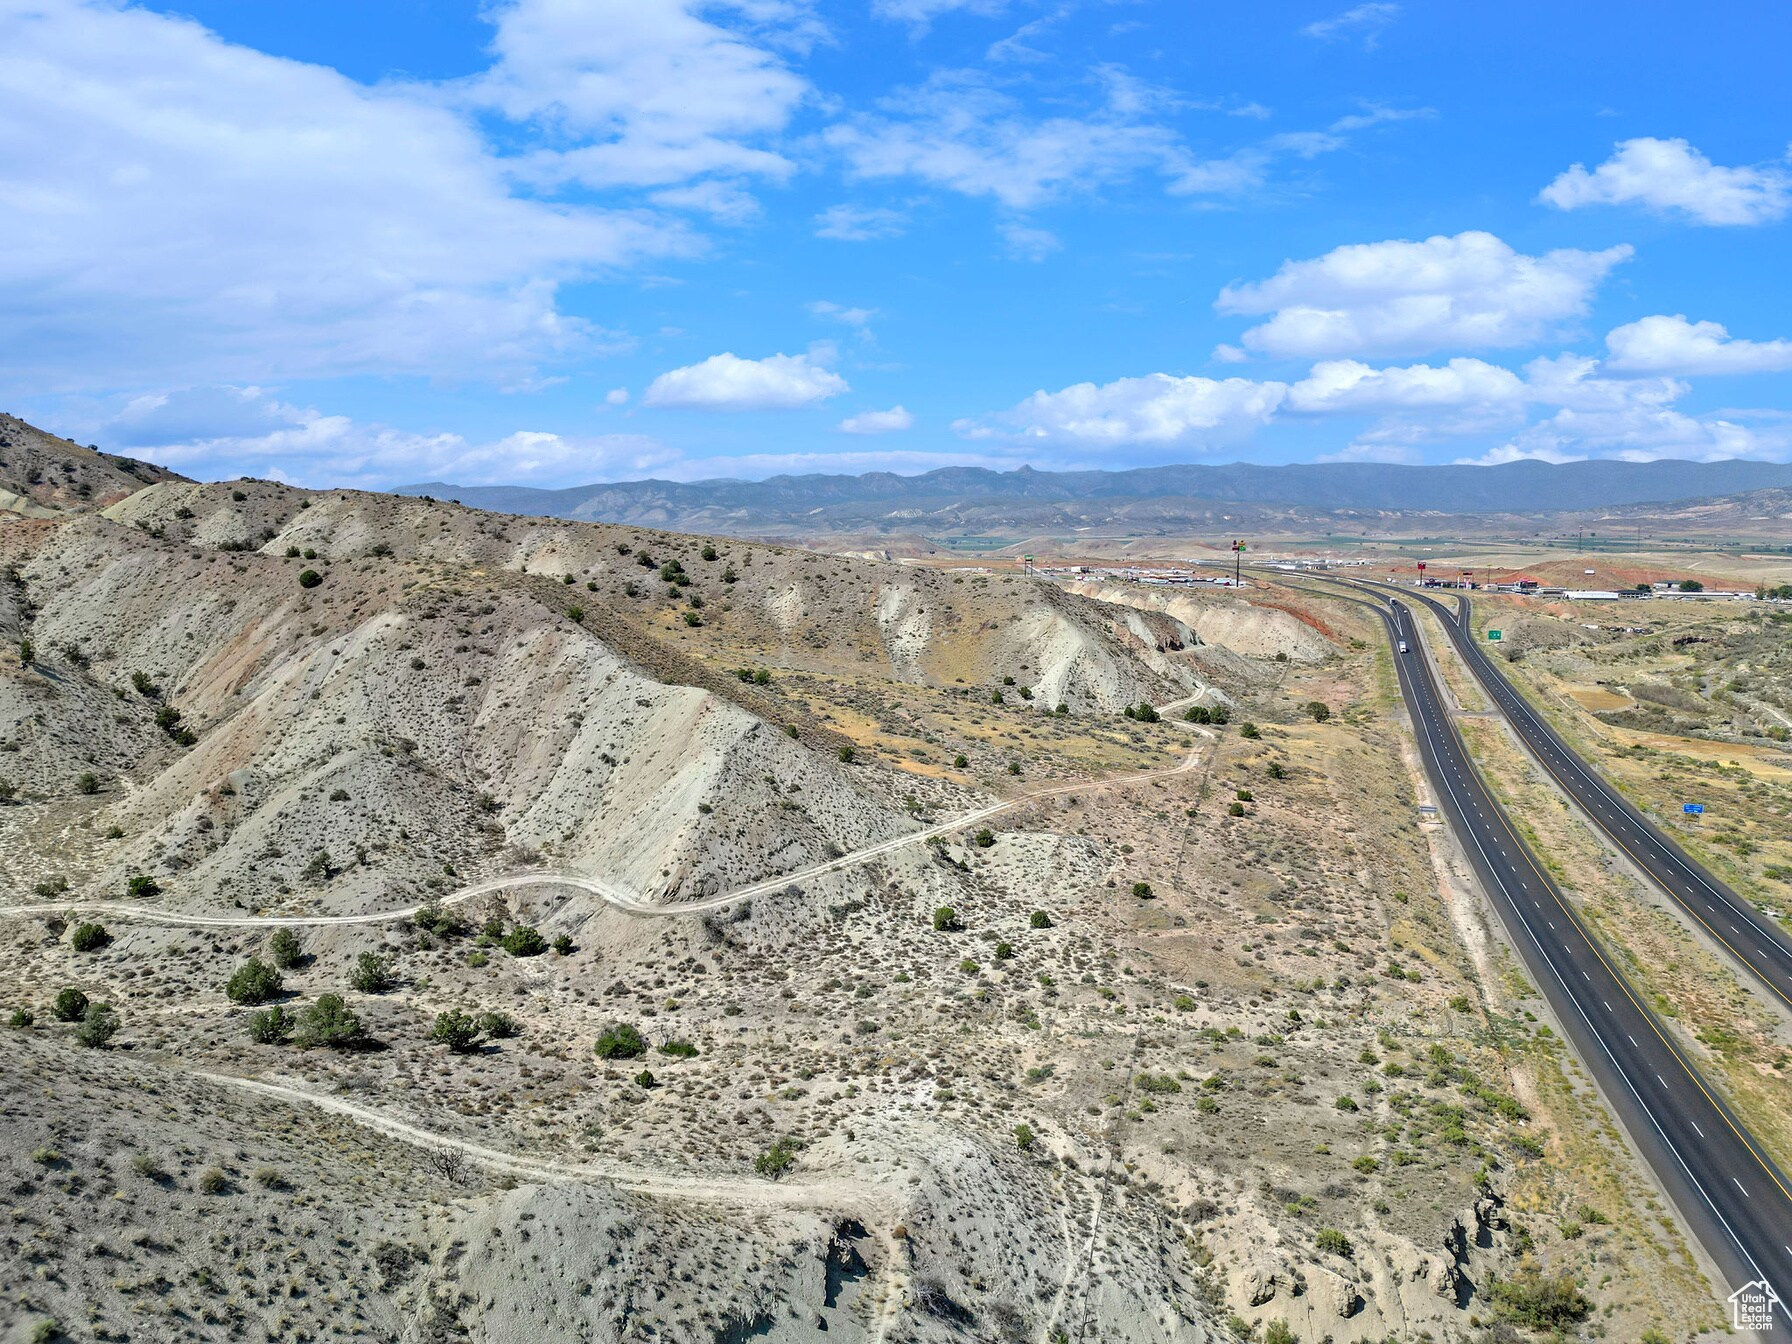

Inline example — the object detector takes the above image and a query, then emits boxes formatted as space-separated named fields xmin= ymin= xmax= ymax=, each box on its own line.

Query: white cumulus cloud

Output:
xmin=1459 ymin=408 xmax=1782 ymax=466
xmin=957 ymin=374 xmax=1286 ymax=448
xmin=94 ymin=386 xmax=676 ymax=487
xmin=1539 ymin=137 xmax=1792 ymax=227
xmin=837 ymin=406 xmax=914 ymax=434
xmin=643 ymin=350 xmax=849 ymax=411
xmin=1216 ymin=231 xmax=1631 ymax=359
xmin=808 ymin=301 xmax=877 ymax=327
xmin=473 ymin=0 xmax=809 ymax=192
xmin=825 ymin=69 xmax=1187 ymax=211
xmin=1301 ymin=4 xmax=1400 ymax=49
xmin=813 ymin=204 xmax=909 ymax=241
xmin=1604 ymin=314 xmax=1792 ymax=376
xmin=1285 ymin=358 xmax=1525 ymax=414
xmin=0 ymin=0 xmax=691 ymax=394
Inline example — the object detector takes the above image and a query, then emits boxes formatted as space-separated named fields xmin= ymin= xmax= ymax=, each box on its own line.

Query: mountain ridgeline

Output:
xmin=399 ymin=457 xmax=1792 ymax=537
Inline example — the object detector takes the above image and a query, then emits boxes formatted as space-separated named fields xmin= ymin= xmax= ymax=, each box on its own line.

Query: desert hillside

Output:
xmin=0 ymin=412 xmax=185 ymax=515
xmin=0 ymin=424 xmax=1718 ymax=1344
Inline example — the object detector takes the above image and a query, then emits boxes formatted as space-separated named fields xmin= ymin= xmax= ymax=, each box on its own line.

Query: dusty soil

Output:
xmin=0 ymin=428 xmax=1728 ymax=1343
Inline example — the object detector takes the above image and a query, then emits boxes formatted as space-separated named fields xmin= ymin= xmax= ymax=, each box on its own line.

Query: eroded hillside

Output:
xmin=0 ymin=438 xmax=1720 ymax=1344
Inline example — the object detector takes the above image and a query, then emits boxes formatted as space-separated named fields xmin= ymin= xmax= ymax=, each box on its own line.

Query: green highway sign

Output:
xmin=1487 ymin=630 xmax=1502 ymax=641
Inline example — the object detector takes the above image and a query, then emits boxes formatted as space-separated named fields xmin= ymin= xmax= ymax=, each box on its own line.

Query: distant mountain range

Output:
xmin=398 ymin=457 xmax=1792 ymax=538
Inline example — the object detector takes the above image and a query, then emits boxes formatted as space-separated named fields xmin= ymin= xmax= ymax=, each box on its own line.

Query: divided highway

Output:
xmin=1368 ymin=592 xmax=1790 ymax=1329
xmin=1410 ymin=586 xmax=1792 ymax=1017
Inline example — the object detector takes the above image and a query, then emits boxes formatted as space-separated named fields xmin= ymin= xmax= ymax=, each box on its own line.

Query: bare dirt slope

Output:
xmin=0 ymin=425 xmax=1721 ymax=1344
xmin=0 ymin=412 xmax=185 ymax=514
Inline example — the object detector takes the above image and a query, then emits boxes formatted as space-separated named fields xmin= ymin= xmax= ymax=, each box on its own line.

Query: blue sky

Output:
xmin=4 ymin=0 xmax=1792 ymax=488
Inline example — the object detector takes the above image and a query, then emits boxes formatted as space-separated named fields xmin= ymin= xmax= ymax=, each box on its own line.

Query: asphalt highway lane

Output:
xmin=1410 ymin=586 xmax=1792 ymax=1018
xmin=1370 ymin=593 xmax=1790 ymax=1331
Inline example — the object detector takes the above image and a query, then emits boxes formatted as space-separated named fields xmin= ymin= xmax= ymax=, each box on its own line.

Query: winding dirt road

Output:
xmin=0 ymin=720 xmax=1211 ymax=931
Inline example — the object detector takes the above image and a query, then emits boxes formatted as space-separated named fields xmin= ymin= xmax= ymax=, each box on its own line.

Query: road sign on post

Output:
xmin=1683 ymin=803 xmax=1705 ymax=816
xmin=1487 ymin=630 xmax=1502 ymax=641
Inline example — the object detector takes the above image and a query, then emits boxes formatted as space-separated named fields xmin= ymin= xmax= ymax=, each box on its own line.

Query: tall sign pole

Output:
xmin=1231 ymin=539 xmax=1246 ymax=587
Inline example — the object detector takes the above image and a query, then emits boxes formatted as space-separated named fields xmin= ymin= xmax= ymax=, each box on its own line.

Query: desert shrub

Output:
xmin=75 ymin=1002 xmax=119 ymax=1048
xmin=1267 ymin=761 xmax=1287 ymax=779
xmin=295 ymin=994 xmax=367 ymax=1049
xmin=1262 ymin=1323 xmax=1296 ymax=1344
xmin=501 ymin=926 xmax=548 ymax=957
xmin=76 ymin=772 xmax=99 ymax=795
xmin=658 ymin=1038 xmax=699 ymax=1057
xmin=993 ymin=941 xmax=1013 ymax=960
xmin=838 ymin=744 xmax=855 ymax=762
xmin=973 ymin=829 xmax=995 ymax=848
xmin=431 ymin=1010 xmax=483 ymax=1054
xmin=8 ymin=1007 xmax=33 ymax=1028
xmin=1136 ymin=1073 xmax=1181 ymax=1094
xmin=1131 ymin=881 xmax=1153 ymax=899
xmin=1029 ymin=910 xmax=1052 ymax=929
xmin=225 ymin=957 xmax=283 ymax=1005
xmin=1228 ymin=801 xmax=1246 ymax=817
xmin=932 ymin=906 xmax=961 ymax=932
xmin=478 ymin=1010 xmax=521 ymax=1039
xmin=1013 ymin=1123 xmax=1034 ymax=1150
xmin=1304 ymin=701 xmax=1331 ymax=723
xmin=52 ymin=987 xmax=89 ymax=1022
xmin=953 ymin=753 xmax=969 ymax=768
xmin=753 ymin=1137 xmax=801 ymax=1179
xmin=247 ymin=1006 xmax=292 ymax=1044
xmin=595 ymin=1022 xmax=647 ymax=1059
xmin=1486 ymin=1266 xmax=1593 ymax=1330
xmin=349 ymin=951 xmax=397 ymax=993
xmin=268 ymin=928 xmax=303 ymax=969
xmin=70 ymin=922 xmax=110 ymax=952
xmin=1314 ymin=1227 xmax=1352 ymax=1257
xmin=413 ymin=904 xmax=466 ymax=938
xmin=634 ymin=1069 xmax=656 ymax=1088
xmin=126 ymin=873 xmax=159 ymax=899
xmin=198 ymin=1167 xmax=228 ymax=1194
xmin=32 ymin=875 xmax=67 ymax=899
xmin=1235 ymin=789 xmax=1253 ymax=802
xmin=297 ymin=569 xmax=322 ymax=588
xmin=551 ymin=934 xmax=574 ymax=954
